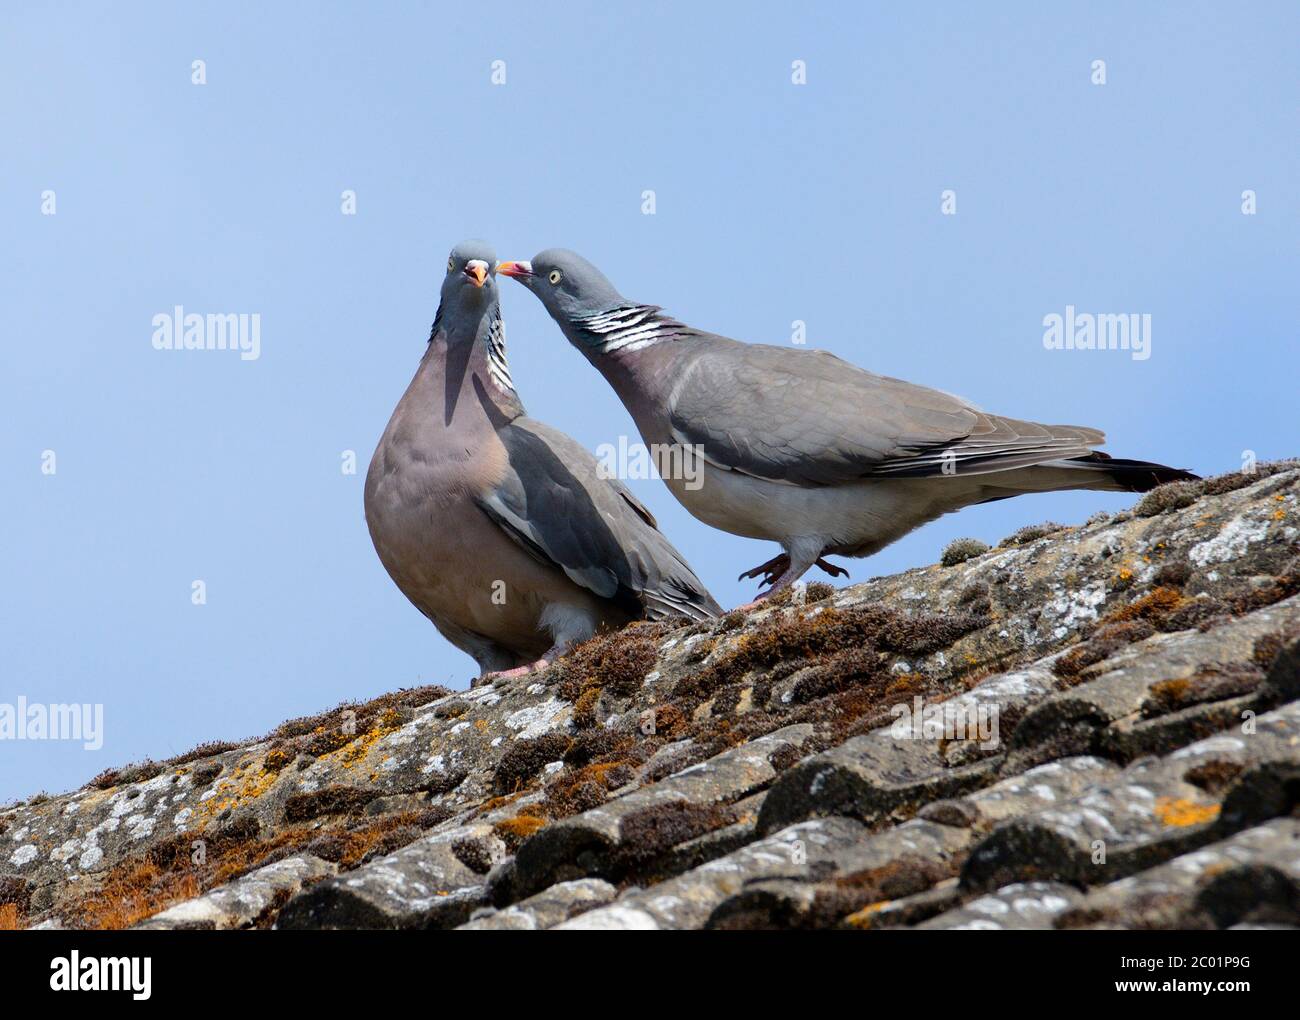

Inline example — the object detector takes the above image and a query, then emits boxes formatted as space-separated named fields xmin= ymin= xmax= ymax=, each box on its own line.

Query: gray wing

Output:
xmin=475 ymin=418 xmax=720 ymax=622
xmin=666 ymin=339 xmax=1106 ymax=486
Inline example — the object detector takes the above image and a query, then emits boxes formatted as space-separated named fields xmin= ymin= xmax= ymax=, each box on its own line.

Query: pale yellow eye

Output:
xmin=548 ymin=269 xmax=563 ymax=285
xmin=447 ymin=257 xmax=455 ymax=273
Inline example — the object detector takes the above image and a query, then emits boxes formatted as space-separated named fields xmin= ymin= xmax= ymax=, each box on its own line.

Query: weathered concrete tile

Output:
xmin=1006 ymin=598 xmax=1299 ymax=771
xmin=757 ymin=665 xmax=1064 ymax=834
xmin=918 ymin=881 xmax=1082 ymax=930
xmin=962 ymin=701 xmax=1300 ymax=892
xmin=1057 ymin=817 xmax=1300 ymax=929
xmin=276 ymin=824 xmax=504 ymax=929
xmin=707 ymin=757 xmax=1115 ymax=928
xmin=135 ymin=854 xmax=336 ymax=930
xmin=458 ymin=878 xmax=616 ymax=930
xmin=511 ymin=725 xmax=811 ymax=898
xmin=556 ymin=817 xmax=867 ymax=930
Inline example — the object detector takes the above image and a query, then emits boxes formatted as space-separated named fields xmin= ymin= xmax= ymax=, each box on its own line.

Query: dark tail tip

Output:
xmin=1078 ymin=453 xmax=1201 ymax=493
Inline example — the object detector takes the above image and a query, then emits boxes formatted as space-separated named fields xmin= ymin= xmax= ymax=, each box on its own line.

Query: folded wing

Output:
xmin=476 ymin=418 xmax=721 ymax=622
xmin=667 ymin=339 xmax=1106 ymax=486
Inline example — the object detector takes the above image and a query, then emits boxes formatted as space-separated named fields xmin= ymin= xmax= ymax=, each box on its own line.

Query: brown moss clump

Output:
xmin=717 ymin=610 xmax=748 ymax=633
xmin=784 ymin=646 xmax=887 ymax=704
xmin=492 ymin=732 xmax=573 ymax=794
xmin=805 ymin=581 xmax=836 ymax=603
xmin=167 ymin=740 xmax=243 ymax=768
xmin=941 ymin=537 xmax=990 ymax=567
xmin=609 ymin=800 xmax=736 ymax=874
xmin=269 ymin=684 xmax=450 ymax=744
xmin=493 ymin=814 xmax=547 ymax=850
xmin=424 ymin=768 xmax=469 ymax=796
xmin=452 ymin=836 xmax=497 ymax=875
xmin=191 ymin=761 xmax=222 ymax=786
xmin=573 ymin=687 xmax=603 ymax=729
xmin=563 ymin=729 xmax=632 ymax=767
xmin=999 ymin=521 xmax=1066 ymax=547
xmin=1184 ymin=759 xmax=1246 ymax=795
xmin=0 ymin=877 xmax=30 ymax=912
xmin=554 ymin=628 xmax=665 ymax=700
xmin=712 ymin=854 xmax=955 ymax=930
xmin=89 ymin=759 xmax=163 ymax=791
xmin=282 ymin=785 xmax=377 ymax=822
xmin=542 ymin=760 xmax=637 ymax=819
xmin=1140 ymin=663 xmax=1264 ymax=719
xmin=0 ymin=877 xmax=30 ymax=929
xmin=1200 ymin=459 xmax=1299 ymax=496
xmin=146 ymin=815 xmax=262 ymax=870
xmin=301 ymin=809 xmax=444 ymax=869
xmin=644 ymin=703 xmax=689 ymax=740
xmin=1135 ymin=481 xmax=1202 ymax=517
xmin=1153 ymin=560 xmax=1193 ymax=589
xmin=675 ymin=604 xmax=985 ymax=704
xmin=766 ymin=743 xmax=803 ymax=773
xmin=1053 ymin=619 xmax=1156 ymax=681
xmin=65 ymin=858 xmax=202 ymax=930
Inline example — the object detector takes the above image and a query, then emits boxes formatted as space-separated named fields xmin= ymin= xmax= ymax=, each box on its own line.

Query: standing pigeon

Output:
xmin=365 ymin=241 xmax=719 ymax=679
xmin=498 ymin=249 xmax=1199 ymax=597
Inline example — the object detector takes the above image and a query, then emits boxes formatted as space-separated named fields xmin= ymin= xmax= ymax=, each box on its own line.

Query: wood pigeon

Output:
xmin=498 ymin=248 xmax=1198 ymax=598
xmin=365 ymin=241 xmax=720 ymax=680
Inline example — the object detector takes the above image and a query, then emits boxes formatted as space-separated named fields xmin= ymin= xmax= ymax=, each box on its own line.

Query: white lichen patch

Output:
xmin=1044 ymin=581 xmax=1107 ymax=639
xmin=10 ymin=844 xmax=38 ymax=867
xmin=505 ymin=698 xmax=568 ymax=739
xmin=78 ymin=845 xmax=104 ymax=870
xmin=1189 ymin=512 xmax=1270 ymax=567
xmin=126 ymin=814 xmax=156 ymax=840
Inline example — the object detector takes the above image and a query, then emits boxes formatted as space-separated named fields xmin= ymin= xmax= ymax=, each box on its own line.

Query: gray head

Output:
xmin=436 ymin=239 xmax=499 ymax=333
xmin=497 ymin=249 xmax=630 ymax=325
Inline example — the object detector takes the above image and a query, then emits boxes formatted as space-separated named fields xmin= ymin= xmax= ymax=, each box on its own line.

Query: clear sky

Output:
xmin=3 ymin=1 xmax=1297 ymax=803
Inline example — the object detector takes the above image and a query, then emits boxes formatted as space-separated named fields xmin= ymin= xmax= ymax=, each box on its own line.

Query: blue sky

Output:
xmin=2 ymin=1 xmax=1297 ymax=803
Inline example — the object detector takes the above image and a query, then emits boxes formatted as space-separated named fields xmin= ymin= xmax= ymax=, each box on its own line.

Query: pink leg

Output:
xmin=480 ymin=639 xmax=573 ymax=682
xmin=733 ymin=551 xmax=849 ymax=610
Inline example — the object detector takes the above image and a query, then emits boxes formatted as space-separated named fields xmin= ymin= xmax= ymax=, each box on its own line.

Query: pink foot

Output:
xmin=482 ymin=657 xmax=552 ymax=682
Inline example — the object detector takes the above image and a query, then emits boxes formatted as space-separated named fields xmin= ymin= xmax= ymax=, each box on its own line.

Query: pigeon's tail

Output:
xmin=970 ymin=453 xmax=1199 ymax=503
xmin=1064 ymin=452 xmax=1201 ymax=492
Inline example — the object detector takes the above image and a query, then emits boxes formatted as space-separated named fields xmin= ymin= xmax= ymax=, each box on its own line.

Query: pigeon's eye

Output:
xmin=548 ymin=269 xmax=563 ymax=285
xmin=447 ymin=257 xmax=455 ymax=273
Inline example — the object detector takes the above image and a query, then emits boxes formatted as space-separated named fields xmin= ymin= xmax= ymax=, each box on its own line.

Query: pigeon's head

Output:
xmin=497 ymin=249 xmax=627 ymax=323
xmin=440 ymin=239 xmax=499 ymax=311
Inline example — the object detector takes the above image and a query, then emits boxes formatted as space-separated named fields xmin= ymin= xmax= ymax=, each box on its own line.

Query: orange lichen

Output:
xmin=492 ymin=814 xmax=547 ymax=849
xmin=1104 ymin=586 xmax=1187 ymax=626
xmin=843 ymin=900 xmax=890 ymax=929
xmin=263 ymin=746 xmax=294 ymax=772
xmin=1153 ymin=797 xmax=1220 ymax=827
xmin=0 ymin=903 xmax=22 ymax=930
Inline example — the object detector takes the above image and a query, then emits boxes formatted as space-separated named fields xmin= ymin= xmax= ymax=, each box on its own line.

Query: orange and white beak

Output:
xmin=496 ymin=260 xmax=533 ymax=279
xmin=464 ymin=259 xmax=489 ymax=288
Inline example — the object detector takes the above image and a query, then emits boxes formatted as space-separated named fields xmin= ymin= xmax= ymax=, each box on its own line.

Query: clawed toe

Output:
xmin=738 ymin=553 xmax=790 ymax=585
xmin=815 ymin=557 xmax=849 ymax=579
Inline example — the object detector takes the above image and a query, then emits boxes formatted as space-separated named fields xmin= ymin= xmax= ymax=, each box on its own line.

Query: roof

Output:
xmin=3 ymin=461 xmax=1298 ymax=930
